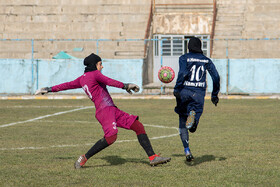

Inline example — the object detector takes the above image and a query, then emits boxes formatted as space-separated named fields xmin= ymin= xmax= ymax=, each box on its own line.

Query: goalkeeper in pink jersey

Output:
xmin=35 ymin=53 xmax=171 ymax=168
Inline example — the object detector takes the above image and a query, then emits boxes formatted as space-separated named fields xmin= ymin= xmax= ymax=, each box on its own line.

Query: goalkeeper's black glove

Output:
xmin=35 ymin=87 xmax=52 ymax=95
xmin=122 ymin=83 xmax=140 ymax=94
xmin=211 ymin=95 xmax=219 ymax=106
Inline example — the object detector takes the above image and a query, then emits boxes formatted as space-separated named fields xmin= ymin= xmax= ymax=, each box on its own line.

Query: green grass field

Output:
xmin=0 ymin=98 xmax=279 ymax=186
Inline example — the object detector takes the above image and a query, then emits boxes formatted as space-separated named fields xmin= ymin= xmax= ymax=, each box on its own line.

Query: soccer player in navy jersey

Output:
xmin=35 ymin=53 xmax=171 ymax=168
xmin=173 ymin=37 xmax=220 ymax=162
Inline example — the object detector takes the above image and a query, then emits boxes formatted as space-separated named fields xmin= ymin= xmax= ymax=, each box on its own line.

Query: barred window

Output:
xmin=154 ymin=35 xmax=184 ymax=56
xmin=154 ymin=35 xmax=210 ymax=57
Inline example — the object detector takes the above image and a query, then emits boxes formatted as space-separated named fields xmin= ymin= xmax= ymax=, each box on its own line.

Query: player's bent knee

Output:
xmin=105 ymin=134 xmax=117 ymax=145
xmin=130 ymin=120 xmax=146 ymax=135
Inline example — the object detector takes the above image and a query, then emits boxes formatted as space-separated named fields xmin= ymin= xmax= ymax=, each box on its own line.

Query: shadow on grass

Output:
xmin=82 ymin=155 xmax=148 ymax=168
xmin=102 ymin=155 xmax=148 ymax=165
xmin=172 ymin=154 xmax=226 ymax=166
xmin=55 ymin=156 xmax=76 ymax=160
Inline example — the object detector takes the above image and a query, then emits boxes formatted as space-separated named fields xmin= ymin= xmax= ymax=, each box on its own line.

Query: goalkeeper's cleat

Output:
xmin=149 ymin=154 xmax=171 ymax=166
xmin=74 ymin=155 xmax=87 ymax=169
xmin=186 ymin=110 xmax=196 ymax=129
xmin=185 ymin=148 xmax=194 ymax=162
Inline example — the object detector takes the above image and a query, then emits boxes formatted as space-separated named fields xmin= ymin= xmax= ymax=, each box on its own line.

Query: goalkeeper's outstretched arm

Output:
xmin=35 ymin=76 xmax=82 ymax=95
xmin=34 ymin=87 xmax=52 ymax=95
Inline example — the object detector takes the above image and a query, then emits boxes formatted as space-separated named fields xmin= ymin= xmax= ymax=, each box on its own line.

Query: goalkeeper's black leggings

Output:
xmin=85 ymin=120 xmax=155 ymax=159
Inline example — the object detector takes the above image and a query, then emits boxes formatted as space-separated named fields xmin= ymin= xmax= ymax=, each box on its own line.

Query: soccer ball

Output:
xmin=158 ymin=66 xmax=175 ymax=83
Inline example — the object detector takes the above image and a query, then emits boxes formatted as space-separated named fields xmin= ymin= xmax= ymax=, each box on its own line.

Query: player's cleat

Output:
xmin=186 ymin=110 xmax=196 ymax=129
xmin=186 ymin=153 xmax=194 ymax=162
xmin=185 ymin=148 xmax=194 ymax=162
xmin=149 ymin=154 xmax=171 ymax=166
xmin=189 ymin=123 xmax=198 ymax=133
xmin=74 ymin=155 xmax=87 ymax=169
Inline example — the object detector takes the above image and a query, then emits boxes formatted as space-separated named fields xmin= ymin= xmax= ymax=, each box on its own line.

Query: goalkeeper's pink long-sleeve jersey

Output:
xmin=51 ymin=70 xmax=124 ymax=111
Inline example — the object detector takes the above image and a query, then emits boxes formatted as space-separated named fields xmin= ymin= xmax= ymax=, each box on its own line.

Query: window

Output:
xmin=162 ymin=36 xmax=171 ymax=56
xmin=185 ymin=35 xmax=210 ymax=57
xmin=173 ymin=37 xmax=184 ymax=56
xmin=154 ymin=35 xmax=159 ymax=56
xmin=200 ymin=35 xmax=209 ymax=56
xmin=154 ymin=35 xmax=184 ymax=56
xmin=154 ymin=34 xmax=210 ymax=57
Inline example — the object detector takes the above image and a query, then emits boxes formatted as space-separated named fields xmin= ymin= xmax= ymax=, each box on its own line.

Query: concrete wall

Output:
xmin=207 ymin=59 xmax=280 ymax=94
xmin=1 ymin=0 xmax=280 ymax=59
xmin=0 ymin=59 xmax=33 ymax=94
xmin=101 ymin=59 xmax=143 ymax=93
xmin=0 ymin=59 xmax=143 ymax=94
xmin=153 ymin=0 xmax=213 ymax=35
xmin=153 ymin=13 xmax=212 ymax=35
xmin=213 ymin=0 xmax=280 ymax=58
xmin=0 ymin=0 xmax=151 ymax=59
xmin=152 ymin=57 xmax=280 ymax=94
xmin=1 ymin=58 xmax=279 ymax=95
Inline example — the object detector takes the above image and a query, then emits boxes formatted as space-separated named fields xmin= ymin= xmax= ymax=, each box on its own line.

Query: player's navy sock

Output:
xmin=85 ymin=134 xmax=117 ymax=159
xmin=179 ymin=127 xmax=189 ymax=148
xmin=137 ymin=133 xmax=155 ymax=157
xmin=184 ymin=147 xmax=191 ymax=155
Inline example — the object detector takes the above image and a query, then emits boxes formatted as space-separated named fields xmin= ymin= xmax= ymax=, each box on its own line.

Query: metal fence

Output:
xmin=1 ymin=37 xmax=280 ymax=59
xmin=0 ymin=38 xmax=280 ymax=95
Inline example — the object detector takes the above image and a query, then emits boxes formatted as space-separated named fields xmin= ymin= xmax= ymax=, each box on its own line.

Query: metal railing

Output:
xmin=1 ymin=37 xmax=279 ymax=59
xmin=1 ymin=37 xmax=280 ymax=95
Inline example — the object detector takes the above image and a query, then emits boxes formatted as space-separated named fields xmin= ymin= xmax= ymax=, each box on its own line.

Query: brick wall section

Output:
xmin=212 ymin=0 xmax=280 ymax=58
xmin=153 ymin=0 xmax=213 ymax=35
xmin=0 ymin=0 xmax=151 ymax=59
xmin=1 ymin=0 xmax=279 ymax=59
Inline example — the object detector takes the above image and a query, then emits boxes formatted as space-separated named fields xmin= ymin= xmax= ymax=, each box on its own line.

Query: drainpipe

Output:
xmin=31 ymin=39 xmax=34 ymax=94
xmin=226 ymin=39 xmax=229 ymax=95
xmin=96 ymin=39 xmax=99 ymax=55
xmin=210 ymin=0 xmax=217 ymax=57
xmin=160 ymin=39 xmax=165 ymax=94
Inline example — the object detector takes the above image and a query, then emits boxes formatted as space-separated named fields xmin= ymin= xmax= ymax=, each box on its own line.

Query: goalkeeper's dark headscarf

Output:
xmin=84 ymin=53 xmax=102 ymax=73
xmin=188 ymin=37 xmax=203 ymax=54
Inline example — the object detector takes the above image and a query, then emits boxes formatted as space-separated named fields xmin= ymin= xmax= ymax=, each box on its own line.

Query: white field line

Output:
xmin=0 ymin=124 xmax=179 ymax=151
xmin=28 ymin=120 xmax=97 ymax=124
xmin=2 ymin=95 xmax=279 ymax=100
xmin=0 ymin=106 xmax=94 ymax=128
xmin=1 ymin=105 xmax=91 ymax=108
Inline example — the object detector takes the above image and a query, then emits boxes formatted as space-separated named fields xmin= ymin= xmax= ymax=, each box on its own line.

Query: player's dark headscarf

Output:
xmin=84 ymin=53 xmax=102 ymax=73
xmin=188 ymin=37 xmax=203 ymax=54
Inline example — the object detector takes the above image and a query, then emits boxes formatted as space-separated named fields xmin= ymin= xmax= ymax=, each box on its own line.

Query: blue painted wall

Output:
xmin=0 ymin=59 xmax=143 ymax=94
xmin=206 ymin=59 xmax=227 ymax=94
xmin=227 ymin=59 xmax=280 ymax=93
xmin=0 ymin=58 xmax=279 ymax=94
xmin=102 ymin=59 xmax=143 ymax=94
xmin=206 ymin=59 xmax=280 ymax=94
xmin=0 ymin=59 xmax=33 ymax=94
xmin=37 ymin=59 xmax=84 ymax=94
